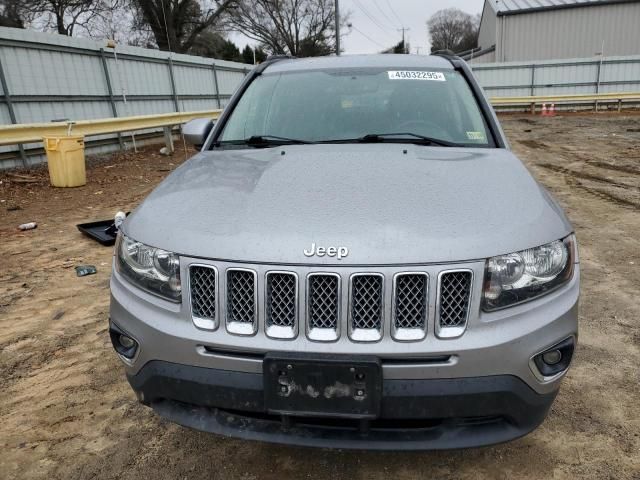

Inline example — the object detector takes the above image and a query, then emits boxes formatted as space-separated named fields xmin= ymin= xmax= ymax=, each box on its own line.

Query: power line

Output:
xmin=371 ymin=0 xmax=397 ymax=27
xmin=350 ymin=24 xmax=388 ymax=49
xmin=384 ymin=0 xmax=404 ymax=27
xmin=352 ymin=0 xmax=395 ymax=36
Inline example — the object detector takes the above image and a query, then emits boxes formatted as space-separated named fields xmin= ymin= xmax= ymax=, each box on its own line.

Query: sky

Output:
xmin=228 ymin=0 xmax=485 ymax=55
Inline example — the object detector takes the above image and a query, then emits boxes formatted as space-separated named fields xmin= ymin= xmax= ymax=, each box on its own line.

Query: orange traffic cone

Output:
xmin=549 ymin=103 xmax=556 ymax=116
xmin=541 ymin=103 xmax=547 ymax=116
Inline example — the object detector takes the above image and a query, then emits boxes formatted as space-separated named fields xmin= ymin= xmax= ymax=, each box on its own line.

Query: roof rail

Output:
xmin=432 ymin=50 xmax=465 ymax=67
xmin=255 ymin=54 xmax=296 ymax=73
xmin=265 ymin=54 xmax=295 ymax=61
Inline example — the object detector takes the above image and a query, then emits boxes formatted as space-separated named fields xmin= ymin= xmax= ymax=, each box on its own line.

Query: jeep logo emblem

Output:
xmin=303 ymin=243 xmax=349 ymax=260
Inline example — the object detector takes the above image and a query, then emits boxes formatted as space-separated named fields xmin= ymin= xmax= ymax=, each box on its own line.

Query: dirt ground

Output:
xmin=1 ymin=114 xmax=639 ymax=480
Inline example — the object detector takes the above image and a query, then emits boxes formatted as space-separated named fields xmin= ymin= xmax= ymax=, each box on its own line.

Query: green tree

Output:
xmin=189 ymin=30 xmax=243 ymax=61
xmin=242 ymin=44 xmax=254 ymax=64
xmin=254 ymin=47 xmax=267 ymax=63
xmin=219 ymin=38 xmax=241 ymax=62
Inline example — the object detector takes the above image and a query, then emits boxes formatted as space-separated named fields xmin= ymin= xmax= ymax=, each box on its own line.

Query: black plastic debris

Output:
xmin=75 ymin=265 xmax=97 ymax=277
xmin=77 ymin=212 xmax=129 ymax=246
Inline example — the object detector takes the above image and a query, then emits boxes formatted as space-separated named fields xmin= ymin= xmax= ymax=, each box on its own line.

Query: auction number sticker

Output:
xmin=387 ymin=71 xmax=446 ymax=81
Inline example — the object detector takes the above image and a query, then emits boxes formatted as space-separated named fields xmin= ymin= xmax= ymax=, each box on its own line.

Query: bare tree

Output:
xmin=22 ymin=0 xmax=105 ymax=36
xmin=227 ymin=0 xmax=343 ymax=57
xmin=427 ymin=8 xmax=479 ymax=54
xmin=132 ymin=0 xmax=235 ymax=53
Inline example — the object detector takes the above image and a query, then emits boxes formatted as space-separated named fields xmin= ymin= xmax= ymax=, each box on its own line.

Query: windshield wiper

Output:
xmin=245 ymin=135 xmax=311 ymax=147
xmin=358 ymin=133 xmax=459 ymax=147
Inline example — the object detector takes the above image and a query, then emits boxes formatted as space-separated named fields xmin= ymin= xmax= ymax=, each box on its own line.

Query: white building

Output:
xmin=467 ymin=0 xmax=640 ymax=63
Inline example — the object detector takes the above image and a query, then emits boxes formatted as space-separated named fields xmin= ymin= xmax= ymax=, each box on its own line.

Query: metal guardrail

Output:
xmin=0 ymin=109 xmax=222 ymax=146
xmin=489 ymin=92 xmax=640 ymax=111
xmin=0 ymin=92 xmax=638 ymax=150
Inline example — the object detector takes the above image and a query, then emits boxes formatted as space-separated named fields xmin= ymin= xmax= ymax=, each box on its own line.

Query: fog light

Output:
xmin=542 ymin=349 xmax=562 ymax=365
xmin=109 ymin=321 xmax=139 ymax=360
xmin=119 ymin=334 xmax=136 ymax=349
xmin=533 ymin=336 xmax=575 ymax=378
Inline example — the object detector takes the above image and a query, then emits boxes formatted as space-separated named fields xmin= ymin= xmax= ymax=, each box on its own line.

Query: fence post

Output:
xmin=0 ymin=54 xmax=28 ymax=168
xmin=167 ymin=56 xmax=180 ymax=112
xmin=212 ymin=63 xmax=222 ymax=109
xmin=530 ymin=64 xmax=536 ymax=96
xmin=100 ymin=48 xmax=124 ymax=151
xmin=594 ymin=57 xmax=603 ymax=111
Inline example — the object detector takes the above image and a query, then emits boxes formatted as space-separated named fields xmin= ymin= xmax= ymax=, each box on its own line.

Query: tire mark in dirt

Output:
xmin=535 ymin=164 xmax=640 ymax=210
xmin=572 ymin=184 xmax=640 ymax=210
xmin=537 ymin=163 xmax=640 ymax=192
xmin=587 ymin=161 xmax=640 ymax=177
xmin=518 ymin=139 xmax=548 ymax=149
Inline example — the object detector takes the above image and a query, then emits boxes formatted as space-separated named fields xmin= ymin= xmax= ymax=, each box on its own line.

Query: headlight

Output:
xmin=482 ymin=235 xmax=576 ymax=311
xmin=115 ymin=233 xmax=181 ymax=302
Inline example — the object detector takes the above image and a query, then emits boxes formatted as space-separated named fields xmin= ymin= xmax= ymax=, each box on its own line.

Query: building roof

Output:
xmin=487 ymin=0 xmax=633 ymax=15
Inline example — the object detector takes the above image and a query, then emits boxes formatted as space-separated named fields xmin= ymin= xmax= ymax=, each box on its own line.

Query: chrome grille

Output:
xmin=438 ymin=271 xmax=472 ymax=329
xmin=266 ymin=273 xmax=297 ymax=328
xmin=394 ymin=273 xmax=427 ymax=330
xmin=307 ymin=274 xmax=339 ymax=330
xmin=188 ymin=261 xmax=477 ymax=341
xmin=350 ymin=275 xmax=384 ymax=332
xmin=226 ymin=269 xmax=256 ymax=330
xmin=190 ymin=265 xmax=217 ymax=328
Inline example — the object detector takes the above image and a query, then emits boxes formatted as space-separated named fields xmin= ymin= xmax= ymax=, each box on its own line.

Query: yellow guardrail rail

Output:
xmin=0 ymin=93 xmax=638 ymax=149
xmin=0 ymin=109 xmax=222 ymax=147
xmin=490 ymin=92 xmax=640 ymax=109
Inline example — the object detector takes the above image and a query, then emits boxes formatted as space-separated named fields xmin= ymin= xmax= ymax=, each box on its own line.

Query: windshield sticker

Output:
xmin=466 ymin=131 xmax=485 ymax=141
xmin=387 ymin=71 xmax=446 ymax=81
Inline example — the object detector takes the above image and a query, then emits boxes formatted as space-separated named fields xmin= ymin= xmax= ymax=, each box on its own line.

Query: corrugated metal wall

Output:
xmin=471 ymin=54 xmax=640 ymax=97
xmin=477 ymin=0 xmax=496 ymax=56
xmin=0 ymin=28 xmax=249 ymax=169
xmin=496 ymin=2 xmax=640 ymax=62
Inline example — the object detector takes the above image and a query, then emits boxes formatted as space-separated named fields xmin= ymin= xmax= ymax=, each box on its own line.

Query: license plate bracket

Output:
xmin=263 ymin=353 xmax=382 ymax=419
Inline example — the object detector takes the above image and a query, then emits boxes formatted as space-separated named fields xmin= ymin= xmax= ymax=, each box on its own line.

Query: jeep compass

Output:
xmin=109 ymin=54 xmax=579 ymax=450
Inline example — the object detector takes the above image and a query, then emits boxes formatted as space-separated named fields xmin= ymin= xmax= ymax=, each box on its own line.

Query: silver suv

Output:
xmin=109 ymin=54 xmax=579 ymax=450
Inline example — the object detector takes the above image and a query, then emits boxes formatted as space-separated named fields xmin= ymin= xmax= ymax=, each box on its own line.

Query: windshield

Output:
xmin=217 ymin=68 xmax=492 ymax=147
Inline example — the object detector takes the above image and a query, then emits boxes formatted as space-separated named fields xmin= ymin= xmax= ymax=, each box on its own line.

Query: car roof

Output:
xmin=264 ymin=54 xmax=455 ymax=73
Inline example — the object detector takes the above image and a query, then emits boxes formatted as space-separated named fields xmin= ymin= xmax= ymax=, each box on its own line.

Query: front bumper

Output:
xmin=128 ymin=360 xmax=557 ymax=450
xmin=110 ymin=259 xmax=579 ymax=449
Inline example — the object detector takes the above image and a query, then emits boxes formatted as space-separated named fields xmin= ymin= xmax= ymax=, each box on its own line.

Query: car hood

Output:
xmin=125 ymin=144 xmax=572 ymax=265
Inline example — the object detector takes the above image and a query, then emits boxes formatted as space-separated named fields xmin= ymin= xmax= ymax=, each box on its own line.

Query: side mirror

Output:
xmin=183 ymin=118 xmax=215 ymax=149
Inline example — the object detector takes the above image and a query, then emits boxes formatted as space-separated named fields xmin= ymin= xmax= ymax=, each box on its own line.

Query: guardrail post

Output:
xmin=100 ymin=48 xmax=124 ymax=151
xmin=212 ymin=63 xmax=222 ymax=109
xmin=167 ymin=57 xmax=180 ymax=112
xmin=162 ymin=126 xmax=175 ymax=154
xmin=0 ymin=54 xmax=28 ymax=168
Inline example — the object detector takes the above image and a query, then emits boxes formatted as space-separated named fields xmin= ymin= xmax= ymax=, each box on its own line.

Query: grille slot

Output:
xmin=350 ymin=274 xmax=384 ymax=341
xmin=226 ymin=269 xmax=257 ymax=334
xmin=266 ymin=272 xmax=297 ymax=338
xmin=307 ymin=274 xmax=340 ymax=339
xmin=189 ymin=265 xmax=217 ymax=330
xmin=393 ymin=273 xmax=428 ymax=339
xmin=438 ymin=270 xmax=472 ymax=336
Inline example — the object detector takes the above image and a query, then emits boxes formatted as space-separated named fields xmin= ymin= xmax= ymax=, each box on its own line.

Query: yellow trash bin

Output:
xmin=44 ymin=135 xmax=86 ymax=187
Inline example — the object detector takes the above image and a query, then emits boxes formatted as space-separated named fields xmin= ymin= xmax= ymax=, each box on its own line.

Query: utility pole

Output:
xmin=335 ymin=0 xmax=340 ymax=55
xmin=397 ymin=27 xmax=410 ymax=53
